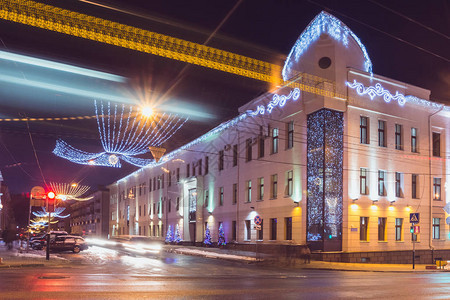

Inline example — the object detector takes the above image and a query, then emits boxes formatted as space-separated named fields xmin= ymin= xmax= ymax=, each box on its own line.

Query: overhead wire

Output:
xmin=306 ymin=0 xmax=450 ymax=63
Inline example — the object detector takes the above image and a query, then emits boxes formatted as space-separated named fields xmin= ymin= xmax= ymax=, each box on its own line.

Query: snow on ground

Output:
xmin=172 ymin=248 xmax=259 ymax=262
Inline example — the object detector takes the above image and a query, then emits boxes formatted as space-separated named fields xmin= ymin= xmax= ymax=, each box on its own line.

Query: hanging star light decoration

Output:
xmin=50 ymin=182 xmax=93 ymax=201
xmin=53 ymin=101 xmax=188 ymax=167
xmin=33 ymin=207 xmax=70 ymax=219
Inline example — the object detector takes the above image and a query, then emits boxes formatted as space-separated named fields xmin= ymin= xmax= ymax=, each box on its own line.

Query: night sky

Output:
xmin=0 ymin=0 xmax=448 ymax=194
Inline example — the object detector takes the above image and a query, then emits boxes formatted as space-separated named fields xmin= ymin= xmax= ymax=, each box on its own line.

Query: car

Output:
xmin=112 ymin=235 xmax=163 ymax=255
xmin=50 ymin=235 xmax=88 ymax=253
xmin=31 ymin=231 xmax=68 ymax=250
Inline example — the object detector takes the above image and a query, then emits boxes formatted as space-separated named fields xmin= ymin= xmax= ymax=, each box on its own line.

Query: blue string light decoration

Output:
xmin=174 ymin=224 xmax=182 ymax=244
xmin=347 ymin=80 xmax=450 ymax=111
xmin=53 ymin=101 xmax=188 ymax=167
xmin=165 ymin=225 xmax=174 ymax=243
xmin=282 ymin=11 xmax=373 ymax=81
xmin=249 ymin=88 xmax=300 ymax=116
xmin=32 ymin=207 xmax=70 ymax=219
xmin=204 ymin=225 xmax=212 ymax=246
xmin=217 ymin=223 xmax=226 ymax=246
xmin=307 ymin=109 xmax=343 ymax=250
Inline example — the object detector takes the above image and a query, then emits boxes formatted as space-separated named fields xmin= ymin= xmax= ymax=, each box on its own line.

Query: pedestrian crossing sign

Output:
xmin=410 ymin=213 xmax=419 ymax=224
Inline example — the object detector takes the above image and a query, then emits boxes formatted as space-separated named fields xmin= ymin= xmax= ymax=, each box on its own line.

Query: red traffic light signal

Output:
xmin=47 ymin=191 xmax=56 ymax=212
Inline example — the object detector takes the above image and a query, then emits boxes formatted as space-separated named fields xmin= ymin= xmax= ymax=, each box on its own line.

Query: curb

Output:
xmin=300 ymin=267 xmax=442 ymax=273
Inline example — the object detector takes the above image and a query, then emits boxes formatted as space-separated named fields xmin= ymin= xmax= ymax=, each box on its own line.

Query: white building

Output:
xmin=108 ymin=12 xmax=449 ymax=261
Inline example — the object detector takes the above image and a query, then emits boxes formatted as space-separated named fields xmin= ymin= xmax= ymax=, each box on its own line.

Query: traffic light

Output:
xmin=410 ymin=226 xmax=414 ymax=233
xmin=47 ymin=191 xmax=56 ymax=212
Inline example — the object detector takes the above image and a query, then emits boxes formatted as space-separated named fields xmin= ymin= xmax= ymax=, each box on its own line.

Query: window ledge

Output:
xmin=378 ymin=241 xmax=388 ymax=243
xmin=360 ymin=241 xmax=370 ymax=243
xmin=269 ymin=198 xmax=277 ymax=200
xmin=256 ymin=199 xmax=264 ymax=202
xmin=284 ymin=195 xmax=292 ymax=198
xmin=395 ymin=241 xmax=404 ymax=243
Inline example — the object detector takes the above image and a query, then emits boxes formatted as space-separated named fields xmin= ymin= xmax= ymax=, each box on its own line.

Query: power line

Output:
xmin=306 ymin=0 xmax=450 ymax=63
xmin=367 ymin=0 xmax=450 ymax=40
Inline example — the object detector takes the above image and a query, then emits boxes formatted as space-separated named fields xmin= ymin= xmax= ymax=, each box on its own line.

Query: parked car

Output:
xmin=51 ymin=235 xmax=88 ymax=253
xmin=30 ymin=231 xmax=68 ymax=250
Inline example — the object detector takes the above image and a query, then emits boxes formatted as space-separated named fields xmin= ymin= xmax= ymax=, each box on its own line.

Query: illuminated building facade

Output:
xmin=69 ymin=188 xmax=110 ymax=237
xmin=109 ymin=12 xmax=449 ymax=259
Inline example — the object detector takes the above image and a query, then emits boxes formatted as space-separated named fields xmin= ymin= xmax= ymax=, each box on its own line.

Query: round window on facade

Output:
xmin=318 ymin=57 xmax=332 ymax=69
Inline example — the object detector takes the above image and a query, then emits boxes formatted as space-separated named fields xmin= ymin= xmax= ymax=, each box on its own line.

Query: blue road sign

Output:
xmin=254 ymin=215 xmax=262 ymax=225
xmin=410 ymin=213 xmax=420 ymax=224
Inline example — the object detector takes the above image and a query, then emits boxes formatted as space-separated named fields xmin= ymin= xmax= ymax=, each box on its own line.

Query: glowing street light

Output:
xmin=141 ymin=106 xmax=154 ymax=117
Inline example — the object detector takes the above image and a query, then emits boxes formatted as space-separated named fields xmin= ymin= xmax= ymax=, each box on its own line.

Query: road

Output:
xmin=1 ymin=246 xmax=450 ymax=299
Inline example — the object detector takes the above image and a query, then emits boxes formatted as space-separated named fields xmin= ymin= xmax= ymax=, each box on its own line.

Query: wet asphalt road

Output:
xmin=1 ymin=246 xmax=450 ymax=299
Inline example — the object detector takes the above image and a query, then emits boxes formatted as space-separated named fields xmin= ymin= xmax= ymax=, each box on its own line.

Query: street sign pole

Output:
xmin=412 ymin=238 xmax=415 ymax=270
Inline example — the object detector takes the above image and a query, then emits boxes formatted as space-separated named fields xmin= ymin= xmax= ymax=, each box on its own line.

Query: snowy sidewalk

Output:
xmin=168 ymin=246 xmax=264 ymax=262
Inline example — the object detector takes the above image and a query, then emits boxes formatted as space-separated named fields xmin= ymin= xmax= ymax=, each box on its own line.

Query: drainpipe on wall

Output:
xmin=428 ymin=105 xmax=443 ymax=255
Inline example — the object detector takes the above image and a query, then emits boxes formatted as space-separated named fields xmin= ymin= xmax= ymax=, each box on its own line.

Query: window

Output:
xmin=143 ymin=204 xmax=146 ymax=216
xmin=270 ymin=218 xmax=277 ymax=240
xmin=257 ymin=219 xmax=263 ymax=240
xmin=139 ymin=205 xmax=141 ymax=217
xmin=395 ymin=172 xmax=402 ymax=197
xmin=360 ymin=217 xmax=369 ymax=241
xmin=433 ymin=218 xmax=440 ymax=239
xmin=258 ymin=135 xmax=265 ymax=158
xmin=360 ymin=116 xmax=369 ymax=144
xmin=219 ymin=187 xmax=224 ymax=206
xmin=186 ymin=164 xmax=190 ymax=178
xmin=272 ymin=128 xmax=279 ymax=153
xmin=205 ymin=157 xmax=209 ymax=175
xmin=245 ymin=220 xmax=251 ymax=240
xmin=433 ymin=132 xmax=440 ymax=157
xmin=192 ymin=163 xmax=196 ymax=176
xmin=411 ymin=128 xmax=418 ymax=153
xmin=232 ymin=183 xmax=237 ymax=204
xmin=218 ymin=150 xmax=224 ymax=171
xmin=233 ymin=144 xmax=238 ymax=166
xmin=176 ymin=168 xmax=180 ymax=182
xmin=168 ymin=172 xmax=172 ymax=187
xmin=198 ymin=159 xmax=202 ymax=176
xmin=378 ymin=217 xmax=386 ymax=241
xmin=204 ymin=190 xmax=209 ymax=208
xmin=176 ymin=197 xmax=180 ymax=211
xmin=412 ymin=174 xmax=418 ymax=199
xmin=232 ymin=220 xmax=237 ymax=241
xmin=285 ymin=217 xmax=292 ymax=240
xmin=161 ymin=174 xmax=165 ymax=189
xmin=287 ymin=121 xmax=294 ymax=149
xmin=433 ymin=178 xmax=441 ymax=200
xmin=286 ymin=170 xmax=293 ymax=196
xmin=257 ymin=177 xmax=264 ymax=200
xmin=246 ymin=180 xmax=252 ymax=202
xmin=378 ymin=170 xmax=385 ymax=196
xmin=168 ymin=199 xmax=171 ymax=212
xmin=395 ymin=124 xmax=403 ymax=150
xmin=378 ymin=120 xmax=386 ymax=147
xmin=271 ymin=174 xmax=278 ymax=198
xmin=360 ymin=168 xmax=368 ymax=195
xmin=246 ymin=138 xmax=252 ymax=162
xmin=395 ymin=218 xmax=403 ymax=241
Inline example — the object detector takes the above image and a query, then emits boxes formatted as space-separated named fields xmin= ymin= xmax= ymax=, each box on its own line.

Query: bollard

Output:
xmin=0 ymin=257 xmax=3 ymax=264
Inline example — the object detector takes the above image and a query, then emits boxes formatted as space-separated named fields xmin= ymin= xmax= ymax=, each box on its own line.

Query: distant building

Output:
xmin=108 ymin=12 xmax=449 ymax=262
xmin=69 ymin=188 xmax=110 ymax=237
xmin=0 ymin=172 xmax=15 ymax=232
